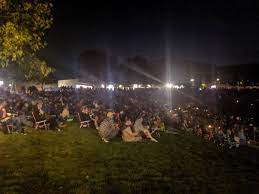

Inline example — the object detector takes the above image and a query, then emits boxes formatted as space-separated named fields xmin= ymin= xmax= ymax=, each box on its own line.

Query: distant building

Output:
xmin=58 ymin=79 xmax=79 ymax=88
xmin=58 ymin=79 xmax=94 ymax=89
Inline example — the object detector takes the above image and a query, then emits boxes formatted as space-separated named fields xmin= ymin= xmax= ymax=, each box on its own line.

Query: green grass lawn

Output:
xmin=0 ymin=123 xmax=258 ymax=194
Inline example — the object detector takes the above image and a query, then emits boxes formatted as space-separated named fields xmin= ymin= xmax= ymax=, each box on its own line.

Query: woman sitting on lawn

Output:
xmin=152 ymin=116 xmax=165 ymax=131
xmin=122 ymin=119 xmax=142 ymax=142
xmin=133 ymin=116 xmax=158 ymax=142
xmin=60 ymin=104 xmax=70 ymax=120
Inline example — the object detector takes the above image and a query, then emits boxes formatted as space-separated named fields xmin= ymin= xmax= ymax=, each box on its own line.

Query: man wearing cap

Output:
xmin=98 ymin=112 xmax=120 ymax=142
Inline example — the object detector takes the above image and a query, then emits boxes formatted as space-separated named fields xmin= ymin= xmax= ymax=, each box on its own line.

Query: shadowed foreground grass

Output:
xmin=0 ymin=123 xmax=258 ymax=194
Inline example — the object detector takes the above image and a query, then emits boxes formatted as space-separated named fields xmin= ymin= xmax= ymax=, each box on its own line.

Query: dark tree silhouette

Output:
xmin=78 ymin=49 xmax=107 ymax=79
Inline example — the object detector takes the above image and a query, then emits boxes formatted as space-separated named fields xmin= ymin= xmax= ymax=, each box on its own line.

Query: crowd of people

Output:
xmin=0 ymin=86 xmax=258 ymax=146
xmin=171 ymin=105 xmax=257 ymax=148
xmin=0 ymin=87 xmax=165 ymax=142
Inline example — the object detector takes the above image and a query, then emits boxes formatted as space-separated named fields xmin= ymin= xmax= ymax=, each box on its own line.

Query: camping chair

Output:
xmin=32 ymin=112 xmax=49 ymax=130
xmin=1 ymin=113 xmax=15 ymax=133
xmin=77 ymin=112 xmax=91 ymax=128
xmin=7 ymin=124 xmax=14 ymax=133
xmin=0 ymin=122 xmax=13 ymax=133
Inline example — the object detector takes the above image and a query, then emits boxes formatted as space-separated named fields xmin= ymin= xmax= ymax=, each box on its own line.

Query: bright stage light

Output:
xmin=165 ymin=83 xmax=173 ymax=88
xmin=216 ymin=78 xmax=220 ymax=82
xmin=190 ymin=78 xmax=195 ymax=82
xmin=147 ymin=84 xmax=152 ymax=88
xmin=210 ymin=85 xmax=217 ymax=89
xmin=101 ymin=84 xmax=105 ymax=88
xmin=118 ymin=84 xmax=123 ymax=88
xmin=165 ymin=83 xmax=184 ymax=89
xmin=0 ymin=81 xmax=3 ymax=86
xmin=107 ymin=84 xmax=114 ymax=90
xmin=76 ymin=84 xmax=93 ymax=89
xmin=133 ymin=84 xmax=138 ymax=89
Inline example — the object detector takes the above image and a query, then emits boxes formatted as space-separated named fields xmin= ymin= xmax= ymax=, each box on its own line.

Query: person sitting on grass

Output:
xmin=215 ymin=127 xmax=225 ymax=146
xmin=98 ymin=112 xmax=120 ymax=143
xmin=60 ymin=104 xmax=70 ymax=125
xmin=91 ymin=114 xmax=99 ymax=130
xmin=122 ymin=119 xmax=142 ymax=142
xmin=196 ymin=126 xmax=203 ymax=137
xmin=152 ymin=116 xmax=165 ymax=132
xmin=133 ymin=115 xmax=158 ymax=142
xmin=238 ymin=128 xmax=246 ymax=145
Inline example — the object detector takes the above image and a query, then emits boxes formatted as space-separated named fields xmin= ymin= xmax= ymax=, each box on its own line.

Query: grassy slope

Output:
xmin=0 ymin=123 xmax=258 ymax=194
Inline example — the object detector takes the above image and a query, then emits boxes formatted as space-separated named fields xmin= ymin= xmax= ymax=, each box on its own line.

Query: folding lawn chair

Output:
xmin=77 ymin=112 xmax=91 ymax=128
xmin=32 ymin=112 xmax=49 ymax=130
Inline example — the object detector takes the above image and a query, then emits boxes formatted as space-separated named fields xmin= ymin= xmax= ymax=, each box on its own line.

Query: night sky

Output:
xmin=43 ymin=0 xmax=259 ymax=78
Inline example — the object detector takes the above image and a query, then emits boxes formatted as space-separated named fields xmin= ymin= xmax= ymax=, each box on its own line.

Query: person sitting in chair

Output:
xmin=33 ymin=100 xmax=60 ymax=131
xmin=79 ymin=106 xmax=92 ymax=127
xmin=32 ymin=100 xmax=46 ymax=122
xmin=0 ymin=101 xmax=8 ymax=120
xmin=0 ymin=101 xmax=10 ymax=133
xmin=81 ymin=106 xmax=91 ymax=120
xmin=0 ymin=101 xmax=22 ymax=133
